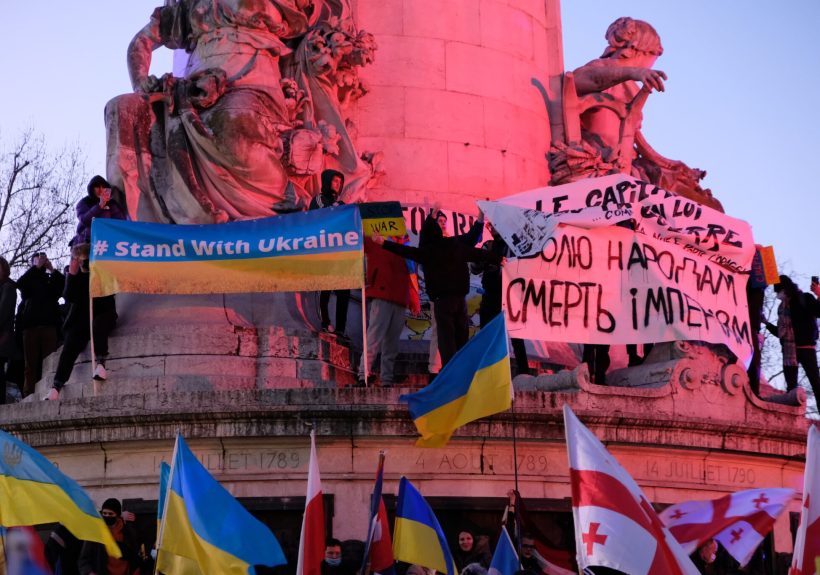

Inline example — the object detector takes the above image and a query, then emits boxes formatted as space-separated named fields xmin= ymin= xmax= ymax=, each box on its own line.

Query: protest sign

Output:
xmin=90 ymin=204 xmax=363 ymax=296
xmin=495 ymin=174 xmax=755 ymax=273
xmin=359 ymin=201 xmax=407 ymax=237
xmin=503 ymin=225 xmax=753 ymax=361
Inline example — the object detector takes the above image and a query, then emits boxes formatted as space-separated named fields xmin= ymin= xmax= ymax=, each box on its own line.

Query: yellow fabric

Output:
xmin=160 ymin=490 xmax=253 ymax=574
xmin=91 ymin=251 xmax=363 ymax=296
xmin=0 ymin=475 xmax=121 ymax=558
xmin=413 ymin=356 xmax=511 ymax=447
xmin=393 ymin=517 xmax=456 ymax=575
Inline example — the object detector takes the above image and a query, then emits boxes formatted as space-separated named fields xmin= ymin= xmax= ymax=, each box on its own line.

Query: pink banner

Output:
xmin=503 ymin=225 xmax=753 ymax=361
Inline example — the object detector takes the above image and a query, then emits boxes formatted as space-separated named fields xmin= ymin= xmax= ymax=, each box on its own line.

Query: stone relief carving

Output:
xmin=541 ymin=17 xmax=722 ymax=212
xmin=105 ymin=0 xmax=379 ymax=224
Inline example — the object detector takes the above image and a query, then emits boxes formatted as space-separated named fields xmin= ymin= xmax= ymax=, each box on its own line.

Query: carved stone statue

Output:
xmin=545 ymin=17 xmax=722 ymax=211
xmin=105 ymin=0 xmax=380 ymax=224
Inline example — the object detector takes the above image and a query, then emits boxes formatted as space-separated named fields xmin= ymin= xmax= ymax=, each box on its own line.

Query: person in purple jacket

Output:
xmin=72 ymin=175 xmax=126 ymax=246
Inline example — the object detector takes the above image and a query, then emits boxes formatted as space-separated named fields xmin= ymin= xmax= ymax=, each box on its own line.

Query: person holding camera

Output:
xmin=72 ymin=175 xmax=126 ymax=246
xmin=17 ymin=252 xmax=65 ymax=398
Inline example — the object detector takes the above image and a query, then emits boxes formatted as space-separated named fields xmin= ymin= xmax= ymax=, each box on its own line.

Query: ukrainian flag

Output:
xmin=157 ymin=435 xmax=286 ymax=575
xmin=0 ymin=429 xmax=121 ymax=558
xmin=392 ymin=477 xmax=457 ymax=575
xmin=401 ymin=313 xmax=512 ymax=447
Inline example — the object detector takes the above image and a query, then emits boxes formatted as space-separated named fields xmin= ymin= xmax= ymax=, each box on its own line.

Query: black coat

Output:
xmin=17 ymin=266 xmax=65 ymax=329
xmin=382 ymin=215 xmax=499 ymax=300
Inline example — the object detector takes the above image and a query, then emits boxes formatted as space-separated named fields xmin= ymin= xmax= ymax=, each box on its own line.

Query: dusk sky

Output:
xmin=2 ymin=1 xmax=818 ymax=285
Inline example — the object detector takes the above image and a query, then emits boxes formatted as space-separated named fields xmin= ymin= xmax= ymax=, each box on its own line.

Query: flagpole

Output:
xmin=510 ymin=389 xmax=523 ymax=565
xmin=359 ymin=450 xmax=385 ymax=575
xmin=153 ymin=434 xmax=180 ymax=575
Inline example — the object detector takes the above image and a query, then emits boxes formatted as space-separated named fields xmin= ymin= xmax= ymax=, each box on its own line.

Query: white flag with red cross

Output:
xmin=659 ymin=487 xmax=794 ymax=566
xmin=563 ymin=405 xmax=700 ymax=575
xmin=791 ymin=426 xmax=820 ymax=575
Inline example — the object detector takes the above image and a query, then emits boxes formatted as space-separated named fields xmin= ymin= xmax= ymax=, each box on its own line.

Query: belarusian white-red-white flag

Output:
xmin=791 ymin=426 xmax=820 ymax=575
xmin=659 ymin=487 xmax=794 ymax=566
xmin=296 ymin=430 xmax=325 ymax=575
xmin=563 ymin=405 xmax=699 ymax=575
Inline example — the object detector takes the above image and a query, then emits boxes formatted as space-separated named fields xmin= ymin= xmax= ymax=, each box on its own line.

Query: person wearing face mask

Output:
xmin=763 ymin=275 xmax=820 ymax=400
xmin=79 ymin=498 xmax=139 ymax=575
xmin=321 ymin=538 xmax=354 ymax=575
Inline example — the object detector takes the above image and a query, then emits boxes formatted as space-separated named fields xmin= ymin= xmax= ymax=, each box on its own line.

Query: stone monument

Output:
xmin=1 ymin=3 xmax=809 ymax=566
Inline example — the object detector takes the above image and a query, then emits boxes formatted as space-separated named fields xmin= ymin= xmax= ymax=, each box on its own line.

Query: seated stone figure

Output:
xmin=546 ymin=17 xmax=722 ymax=211
xmin=106 ymin=0 xmax=379 ymax=224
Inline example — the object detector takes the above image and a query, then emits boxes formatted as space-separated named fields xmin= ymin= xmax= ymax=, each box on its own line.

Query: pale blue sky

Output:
xmin=1 ymin=1 xmax=817 ymax=284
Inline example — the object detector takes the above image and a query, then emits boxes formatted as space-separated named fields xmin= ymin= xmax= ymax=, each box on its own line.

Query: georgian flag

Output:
xmin=660 ymin=487 xmax=795 ymax=566
xmin=296 ymin=430 xmax=325 ymax=575
xmin=563 ymin=405 xmax=699 ymax=575
xmin=791 ymin=426 xmax=820 ymax=575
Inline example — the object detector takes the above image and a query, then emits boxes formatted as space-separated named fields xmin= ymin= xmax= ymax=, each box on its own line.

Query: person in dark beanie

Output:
xmin=73 ymin=175 xmax=126 ymax=246
xmin=310 ymin=169 xmax=350 ymax=339
xmin=79 ymin=498 xmax=139 ymax=575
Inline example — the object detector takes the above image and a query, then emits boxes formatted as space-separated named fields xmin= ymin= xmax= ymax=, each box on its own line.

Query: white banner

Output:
xmin=503 ymin=225 xmax=753 ymax=361
xmin=495 ymin=174 xmax=755 ymax=273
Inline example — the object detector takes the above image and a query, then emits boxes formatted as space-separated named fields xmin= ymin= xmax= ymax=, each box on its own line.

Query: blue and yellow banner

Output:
xmin=158 ymin=434 xmax=286 ymax=575
xmin=0 ymin=429 xmax=121 ymax=558
xmin=359 ymin=201 xmax=407 ymax=237
xmin=393 ymin=477 xmax=456 ymax=575
xmin=90 ymin=205 xmax=363 ymax=297
xmin=400 ymin=313 xmax=512 ymax=447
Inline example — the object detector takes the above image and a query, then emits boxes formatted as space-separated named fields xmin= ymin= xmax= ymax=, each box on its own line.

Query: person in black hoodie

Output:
xmin=17 ymin=252 xmax=64 ymax=398
xmin=310 ymin=169 xmax=350 ymax=339
xmin=373 ymin=209 xmax=502 ymax=368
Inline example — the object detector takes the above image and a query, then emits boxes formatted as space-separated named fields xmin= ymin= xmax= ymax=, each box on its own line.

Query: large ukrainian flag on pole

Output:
xmin=393 ymin=477 xmax=457 ymax=575
xmin=157 ymin=435 xmax=286 ymax=575
xmin=0 ymin=429 xmax=121 ymax=558
xmin=400 ymin=313 xmax=512 ymax=447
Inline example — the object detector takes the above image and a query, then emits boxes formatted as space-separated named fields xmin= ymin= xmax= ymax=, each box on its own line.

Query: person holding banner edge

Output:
xmin=372 ymin=210 xmax=502 ymax=369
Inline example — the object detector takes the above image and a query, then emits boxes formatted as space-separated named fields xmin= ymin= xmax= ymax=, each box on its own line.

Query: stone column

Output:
xmin=353 ymin=0 xmax=563 ymax=213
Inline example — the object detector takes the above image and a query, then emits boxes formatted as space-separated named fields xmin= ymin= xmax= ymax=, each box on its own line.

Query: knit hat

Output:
xmin=101 ymin=498 xmax=122 ymax=516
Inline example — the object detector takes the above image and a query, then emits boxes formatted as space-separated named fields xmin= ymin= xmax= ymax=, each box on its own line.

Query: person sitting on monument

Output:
xmin=310 ymin=169 xmax=351 ymax=341
xmin=763 ymin=274 xmax=820 ymax=399
xmin=372 ymin=210 xmax=501 ymax=369
xmin=357 ymin=233 xmax=420 ymax=387
xmin=45 ymin=244 xmax=118 ymax=400
xmin=78 ymin=498 xmax=140 ymax=575
xmin=72 ymin=176 xmax=126 ymax=246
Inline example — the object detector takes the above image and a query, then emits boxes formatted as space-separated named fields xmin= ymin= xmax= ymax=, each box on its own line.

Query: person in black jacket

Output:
xmin=44 ymin=245 xmax=117 ymax=400
xmin=17 ymin=252 xmax=64 ymax=398
xmin=0 ymin=257 xmax=16 ymax=405
xmin=78 ymin=498 xmax=140 ymax=575
xmin=471 ymin=224 xmax=530 ymax=375
xmin=310 ymin=169 xmax=350 ymax=339
xmin=373 ymin=210 xmax=502 ymax=368
xmin=764 ymin=274 xmax=820 ymax=398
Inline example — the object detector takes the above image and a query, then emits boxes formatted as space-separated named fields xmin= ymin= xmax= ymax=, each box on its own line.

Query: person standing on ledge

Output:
xmin=764 ymin=275 xmax=820 ymax=399
xmin=310 ymin=169 xmax=351 ymax=341
xmin=372 ymin=210 xmax=502 ymax=369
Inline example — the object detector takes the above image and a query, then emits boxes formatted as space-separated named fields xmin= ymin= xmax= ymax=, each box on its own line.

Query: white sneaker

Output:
xmin=44 ymin=388 xmax=60 ymax=401
xmin=93 ymin=363 xmax=107 ymax=381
